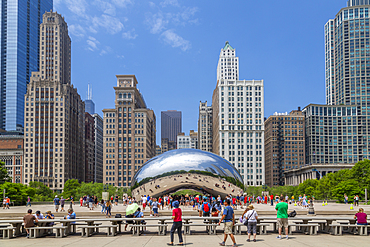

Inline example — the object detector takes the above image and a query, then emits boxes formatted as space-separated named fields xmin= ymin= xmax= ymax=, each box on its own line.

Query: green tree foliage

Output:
xmin=247 ymin=159 xmax=370 ymax=203
xmin=0 ymin=182 xmax=35 ymax=205
xmin=0 ymin=161 xmax=10 ymax=184
xmin=62 ymin=179 xmax=80 ymax=198
xmin=29 ymin=181 xmax=54 ymax=201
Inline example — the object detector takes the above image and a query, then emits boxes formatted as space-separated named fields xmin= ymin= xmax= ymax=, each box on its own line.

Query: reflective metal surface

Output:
xmin=131 ymin=149 xmax=244 ymax=198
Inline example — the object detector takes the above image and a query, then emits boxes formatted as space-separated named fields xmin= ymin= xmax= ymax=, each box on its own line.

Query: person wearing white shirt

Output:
xmin=34 ymin=210 xmax=44 ymax=220
xmin=243 ymin=205 xmax=258 ymax=242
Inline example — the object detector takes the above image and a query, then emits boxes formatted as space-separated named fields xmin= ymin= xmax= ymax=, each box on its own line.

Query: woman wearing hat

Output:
xmin=168 ymin=201 xmax=183 ymax=246
xmin=243 ymin=204 xmax=258 ymax=242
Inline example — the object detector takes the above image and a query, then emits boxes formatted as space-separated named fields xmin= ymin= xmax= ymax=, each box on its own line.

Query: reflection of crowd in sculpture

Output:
xmin=133 ymin=173 xmax=242 ymax=198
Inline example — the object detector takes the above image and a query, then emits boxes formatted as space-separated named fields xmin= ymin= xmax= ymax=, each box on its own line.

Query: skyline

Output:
xmin=53 ymin=0 xmax=345 ymax=144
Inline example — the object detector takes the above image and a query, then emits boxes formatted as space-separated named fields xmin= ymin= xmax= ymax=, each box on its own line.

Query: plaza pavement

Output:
xmin=1 ymin=201 xmax=370 ymax=219
xmin=1 ymin=232 xmax=370 ymax=247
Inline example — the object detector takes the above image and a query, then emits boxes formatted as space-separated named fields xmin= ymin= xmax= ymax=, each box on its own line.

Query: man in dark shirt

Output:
xmin=60 ymin=196 xmax=66 ymax=212
xmin=54 ymin=195 xmax=60 ymax=212
xmin=23 ymin=209 xmax=38 ymax=238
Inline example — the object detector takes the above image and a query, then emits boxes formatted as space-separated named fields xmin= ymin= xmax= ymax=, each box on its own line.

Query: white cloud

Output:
xmin=122 ymin=28 xmax=138 ymax=40
xmin=116 ymin=55 xmax=125 ymax=59
xmin=91 ymin=14 xmax=124 ymax=34
xmin=100 ymin=46 xmax=113 ymax=56
xmin=112 ymin=0 xmax=133 ymax=8
xmin=87 ymin=36 xmax=100 ymax=51
xmin=161 ymin=29 xmax=190 ymax=51
xmin=146 ymin=13 xmax=168 ymax=34
xmin=93 ymin=0 xmax=116 ymax=16
xmin=65 ymin=0 xmax=89 ymax=18
xmin=53 ymin=0 xmax=62 ymax=11
xmin=69 ymin=24 xmax=86 ymax=37
xmin=160 ymin=0 xmax=180 ymax=7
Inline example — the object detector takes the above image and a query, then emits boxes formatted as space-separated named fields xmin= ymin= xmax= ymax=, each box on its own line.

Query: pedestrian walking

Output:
xmin=106 ymin=200 xmax=112 ymax=218
xmin=244 ymin=205 xmax=258 ymax=242
xmin=276 ymin=196 xmax=289 ymax=240
xmin=167 ymin=201 xmax=183 ymax=246
xmin=53 ymin=195 xmax=60 ymax=212
xmin=218 ymin=199 xmax=237 ymax=247
xmin=26 ymin=196 xmax=31 ymax=207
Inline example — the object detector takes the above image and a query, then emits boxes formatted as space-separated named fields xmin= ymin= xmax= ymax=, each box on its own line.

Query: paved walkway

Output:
xmin=2 ymin=233 xmax=369 ymax=247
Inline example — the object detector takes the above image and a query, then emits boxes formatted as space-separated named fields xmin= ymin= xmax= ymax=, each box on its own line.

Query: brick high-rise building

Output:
xmin=23 ymin=12 xmax=85 ymax=191
xmin=264 ymin=108 xmax=305 ymax=187
xmin=93 ymin=113 xmax=104 ymax=183
xmin=85 ymin=113 xmax=95 ymax=183
xmin=0 ymin=134 xmax=24 ymax=183
xmin=103 ymin=75 xmax=156 ymax=187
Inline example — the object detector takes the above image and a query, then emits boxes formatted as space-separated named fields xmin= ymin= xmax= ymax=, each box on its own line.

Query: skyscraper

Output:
xmin=161 ymin=110 xmax=182 ymax=143
xmin=198 ymin=101 xmax=213 ymax=152
xmin=264 ymin=109 xmax=305 ymax=187
xmin=93 ymin=113 xmax=103 ymax=183
xmin=85 ymin=84 xmax=95 ymax=114
xmin=212 ymin=42 xmax=265 ymax=186
xmin=23 ymin=11 xmax=85 ymax=191
xmin=324 ymin=0 xmax=370 ymax=161
xmin=0 ymin=0 xmax=53 ymax=131
xmin=103 ymin=75 xmax=156 ymax=187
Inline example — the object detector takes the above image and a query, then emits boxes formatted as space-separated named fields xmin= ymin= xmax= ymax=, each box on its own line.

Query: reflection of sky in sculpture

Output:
xmin=132 ymin=149 xmax=243 ymax=184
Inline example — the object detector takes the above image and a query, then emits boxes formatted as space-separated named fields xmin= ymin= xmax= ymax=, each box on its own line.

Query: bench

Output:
xmin=307 ymin=221 xmax=327 ymax=232
xmin=28 ymin=226 xmax=67 ymax=238
xmin=131 ymin=224 xmax=168 ymax=236
xmin=78 ymin=225 xmax=117 ymax=237
xmin=289 ymin=223 xmax=319 ymax=235
xmin=260 ymin=220 xmax=278 ymax=232
xmin=347 ymin=224 xmax=368 ymax=236
xmin=183 ymin=223 xmax=219 ymax=235
xmin=330 ymin=224 xmax=343 ymax=235
xmin=70 ymin=222 xmax=102 ymax=234
xmin=0 ymin=227 xmax=15 ymax=239
xmin=233 ymin=223 xmax=269 ymax=235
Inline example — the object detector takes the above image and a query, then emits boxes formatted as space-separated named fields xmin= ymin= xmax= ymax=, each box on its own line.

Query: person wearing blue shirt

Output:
xmin=218 ymin=200 xmax=236 ymax=247
xmin=53 ymin=195 xmax=60 ymax=212
xmin=134 ymin=208 xmax=145 ymax=224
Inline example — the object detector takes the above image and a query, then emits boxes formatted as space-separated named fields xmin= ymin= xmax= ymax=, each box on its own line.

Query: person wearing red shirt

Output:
xmin=168 ymin=201 xmax=183 ymax=246
xmin=270 ymin=194 xmax=274 ymax=206
xmin=232 ymin=197 xmax=237 ymax=209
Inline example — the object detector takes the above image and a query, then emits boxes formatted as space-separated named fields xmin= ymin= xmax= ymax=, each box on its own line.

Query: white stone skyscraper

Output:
xmin=216 ymin=42 xmax=239 ymax=81
xmin=213 ymin=42 xmax=265 ymax=186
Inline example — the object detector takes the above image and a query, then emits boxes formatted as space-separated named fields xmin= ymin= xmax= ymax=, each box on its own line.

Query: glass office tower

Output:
xmin=325 ymin=0 xmax=370 ymax=160
xmin=0 ymin=0 xmax=53 ymax=131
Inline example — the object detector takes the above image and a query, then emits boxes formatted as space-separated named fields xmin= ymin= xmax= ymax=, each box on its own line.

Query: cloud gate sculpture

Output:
xmin=131 ymin=149 xmax=244 ymax=198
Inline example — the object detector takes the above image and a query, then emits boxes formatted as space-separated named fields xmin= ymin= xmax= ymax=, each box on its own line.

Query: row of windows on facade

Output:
xmin=221 ymin=102 xmax=262 ymax=111
xmin=221 ymin=86 xmax=262 ymax=91
xmin=223 ymin=153 xmax=263 ymax=160
xmin=105 ymin=159 xmax=145 ymax=164
xmin=221 ymin=91 xmax=261 ymax=96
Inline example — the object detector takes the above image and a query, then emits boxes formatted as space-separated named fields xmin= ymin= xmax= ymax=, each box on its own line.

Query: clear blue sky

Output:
xmin=54 ymin=0 xmax=346 ymax=144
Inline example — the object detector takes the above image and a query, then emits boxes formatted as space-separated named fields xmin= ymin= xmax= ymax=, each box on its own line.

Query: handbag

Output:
xmin=243 ymin=210 xmax=254 ymax=226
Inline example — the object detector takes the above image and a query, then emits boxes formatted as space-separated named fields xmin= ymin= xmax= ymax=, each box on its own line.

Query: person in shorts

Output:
xmin=60 ymin=196 xmax=66 ymax=212
xmin=244 ymin=204 xmax=258 ymax=242
xmin=152 ymin=198 xmax=159 ymax=216
xmin=54 ymin=195 xmax=60 ymax=212
xmin=275 ymin=196 xmax=289 ymax=240
xmin=218 ymin=199 xmax=237 ymax=247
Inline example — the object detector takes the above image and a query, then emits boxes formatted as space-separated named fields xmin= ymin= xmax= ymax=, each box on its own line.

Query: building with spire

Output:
xmin=23 ymin=11 xmax=85 ymax=191
xmin=0 ymin=0 xmax=53 ymax=131
xmin=85 ymin=84 xmax=95 ymax=115
xmin=212 ymin=42 xmax=265 ymax=186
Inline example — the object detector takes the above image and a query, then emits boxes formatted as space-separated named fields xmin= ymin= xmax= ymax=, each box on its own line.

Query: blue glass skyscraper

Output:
xmin=0 ymin=0 xmax=53 ymax=131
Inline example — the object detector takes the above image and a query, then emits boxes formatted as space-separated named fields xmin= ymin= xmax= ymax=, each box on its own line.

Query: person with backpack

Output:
xmin=202 ymin=200 xmax=210 ymax=217
xmin=218 ymin=199 xmax=237 ymax=247
xmin=244 ymin=204 xmax=258 ymax=242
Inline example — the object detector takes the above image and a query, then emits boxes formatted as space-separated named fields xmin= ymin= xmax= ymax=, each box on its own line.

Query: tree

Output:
xmin=29 ymin=181 xmax=54 ymax=201
xmin=331 ymin=179 xmax=363 ymax=203
xmin=0 ymin=161 xmax=10 ymax=184
xmin=62 ymin=179 xmax=80 ymax=198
